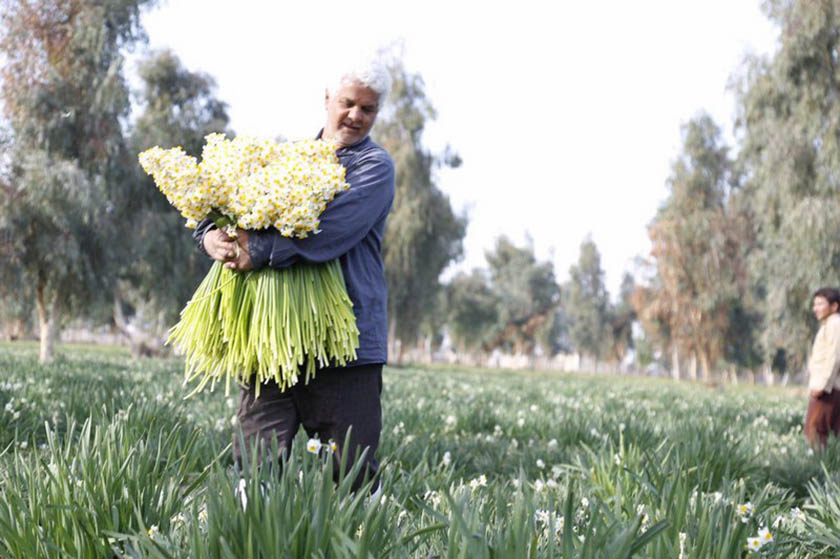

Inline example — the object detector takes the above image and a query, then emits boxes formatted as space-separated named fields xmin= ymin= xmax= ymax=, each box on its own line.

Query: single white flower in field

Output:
xmin=736 ymin=502 xmax=755 ymax=522
xmin=148 ymin=525 xmax=161 ymax=540
xmin=551 ymin=465 xmax=563 ymax=480
xmin=423 ymin=490 xmax=442 ymax=507
xmin=226 ymin=397 xmax=235 ymax=409
xmin=790 ymin=507 xmax=806 ymax=521
xmin=757 ymin=526 xmax=773 ymax=545
xmin=545 ymin=478 xmax=559 ymax=490
xmin=535 ymin=509 xmax=551 ymax=524
xmin=746 ymin=536 xmax=762 ymax=551
xmin=808 ymin=448 xmax=815 ymax=456
xmin=619 ymin=422 xmax=626 ymax=431
xmin=442 ymin=451 xmax=452 ymax=466
xmin=19 ymin=441 xmax=27 ymax=449
xmin=678 ymin=532 xmax=687 ymax=559
xmin=445 ymin=415 xmax=456 ymax=428
xmin=529 ymin=404 xmax=538 ymax=412
xmin=636 ymin=503 xmax=649 ymax=528
xmin=534 ymin=479 xmax=545 ymax=492
xmin=328 ymin=440 xmax=337 ymax=453
xmin=613 ymin=453 xmax=622 ymax=466
xmin=230 ymin=415 xmax=238 ymax=427
xmin=517 ymin=417 xmax=525 ymax=427
xmin=236 ymin=478 xmax=248 ymax=509
xmin=469 ymin=475 xmax=487 ymax=490
xmin=547 ymin=438 xmax=558 ymax=450
xmin=306 ymin=438 xmax=322 ymax=454
xmin=536 ymin=459 xmax=546 ymax=469
xmin=580 ymin=497 xmax=590 ymax=508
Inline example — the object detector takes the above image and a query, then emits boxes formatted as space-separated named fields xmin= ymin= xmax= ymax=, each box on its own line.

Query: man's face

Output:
xmin=323 ymin=82 xmax=380 ymax=148
xmin=813 ymin=296 xmax=838 ymax=320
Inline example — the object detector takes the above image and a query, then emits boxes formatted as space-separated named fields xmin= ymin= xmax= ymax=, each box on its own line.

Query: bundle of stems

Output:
xmin=169 ymin=258 xmax=359 ymax=398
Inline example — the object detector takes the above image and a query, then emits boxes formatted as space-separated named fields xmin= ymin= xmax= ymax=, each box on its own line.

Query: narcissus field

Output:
xmin=2 ymin=343 xmax=840 ymax=558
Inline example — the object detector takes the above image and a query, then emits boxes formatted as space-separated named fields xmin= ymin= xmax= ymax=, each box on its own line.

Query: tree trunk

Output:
xmin=699 ymin=351 xmax=711 ymax=383
xmin=36 ymin=283 xmax=58 ymax=364
xmin=113 ymin=291 xmax=165 ymax=358
xmin=763 ymin=365 xmax=774 ymax=386
xmin=689 ymin=352 xmax=698 ymax=381
xmin=387 ymin=317 xmax=398 ymax=363
xmin=729 ymin=366 xmax=738 ymax=385
xmin=671 ymin=346 xmax=681 ymax=381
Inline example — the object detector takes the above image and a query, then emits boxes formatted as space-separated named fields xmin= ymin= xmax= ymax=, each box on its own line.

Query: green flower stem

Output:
xmin=169 ymin=260 xmax=359 ymax=398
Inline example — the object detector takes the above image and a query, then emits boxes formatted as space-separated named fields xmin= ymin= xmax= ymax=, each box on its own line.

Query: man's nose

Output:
xmin=348 ymin=107 xmax=362 ymax=121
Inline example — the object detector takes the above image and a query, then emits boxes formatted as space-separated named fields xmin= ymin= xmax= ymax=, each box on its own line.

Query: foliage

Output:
xmin=2 ymin=343 xmax=840 ymax=557
xmin=375 ymin=57 xmax=466 ymax=354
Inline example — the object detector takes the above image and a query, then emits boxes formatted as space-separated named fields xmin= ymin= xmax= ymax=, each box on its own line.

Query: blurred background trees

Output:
xmin=3 ymin=0 xmax=840 ymax=383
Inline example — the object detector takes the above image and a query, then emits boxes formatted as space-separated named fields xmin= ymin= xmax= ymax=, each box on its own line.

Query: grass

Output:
xmin=1 ymin=342 xmax=839 ymax=557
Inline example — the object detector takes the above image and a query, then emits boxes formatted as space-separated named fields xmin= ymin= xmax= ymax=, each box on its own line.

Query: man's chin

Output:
xmin=337 ymin=131 xmax=363 ymax=146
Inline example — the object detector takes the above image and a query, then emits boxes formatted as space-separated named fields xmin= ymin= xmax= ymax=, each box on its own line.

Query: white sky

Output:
xmin=139 ymin=0 xmax=779 ymax=296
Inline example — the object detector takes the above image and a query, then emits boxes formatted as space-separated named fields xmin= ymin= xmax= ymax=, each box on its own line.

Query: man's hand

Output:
xmin=203 ymin=228 xmax=253 ymax=272
xmin=204 ymin=228 xmax=237 ymax=261
xmin=224 ymin=229 xmax=253 ymax=272
xmin=811 ymin=389 xmax=825 ymax=399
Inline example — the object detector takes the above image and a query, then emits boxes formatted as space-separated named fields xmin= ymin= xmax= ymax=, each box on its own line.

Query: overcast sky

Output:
xmin=139 ymin=0 xmax=779 ymax=295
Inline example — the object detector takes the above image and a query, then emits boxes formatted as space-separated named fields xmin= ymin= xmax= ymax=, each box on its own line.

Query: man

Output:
xmin=195 ymin=58 xmax=394 ymax=491
xmin=804 ymin=286 xmax=840 ymax=448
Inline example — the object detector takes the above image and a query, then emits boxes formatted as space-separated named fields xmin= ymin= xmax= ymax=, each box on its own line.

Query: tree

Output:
xmin=645 ymin=114 xmax=742 ymax=381
xmin=445 ymin=270 xmax=500 ymax=353
xmin=606 ymin=272 xmax=637 ymax=367
xmin=374 ymin=58 xmax=466 ymax=360
xmin=565 ymin=237 xmax=610 ymax=369
xmin=482 ymin=236 xmax=560 ymax=355
xmin=0 ymin=0 xmax=153 ymax=362
xmin=733 ymin=0 xmax=840 ymax=373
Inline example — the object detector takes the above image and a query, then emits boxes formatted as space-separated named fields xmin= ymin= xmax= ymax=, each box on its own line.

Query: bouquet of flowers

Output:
xmin=139 ymin=134 xmax=359 ymax=397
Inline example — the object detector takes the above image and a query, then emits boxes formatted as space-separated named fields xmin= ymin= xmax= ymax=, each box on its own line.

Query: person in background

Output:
xmin=804 ymin=286 xmax=840 ymax=448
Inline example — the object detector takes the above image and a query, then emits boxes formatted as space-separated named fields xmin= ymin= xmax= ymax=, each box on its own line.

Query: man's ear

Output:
xmin=833 ymin=302 xmax=839 ymax=314
xmin=325 ymin=88 xmax=330 ymax=109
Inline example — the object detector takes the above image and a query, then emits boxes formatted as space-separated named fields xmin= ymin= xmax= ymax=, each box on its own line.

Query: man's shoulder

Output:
xmin=345 ymin=137 xmax=394 ymax=178
xmin=826 ymin=313 xmax=840 ymax=335
xmin=354 ymin=137 xmax=393 ymax=165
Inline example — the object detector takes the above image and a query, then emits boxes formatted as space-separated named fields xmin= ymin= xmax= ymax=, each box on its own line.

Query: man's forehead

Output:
xmin=334 ymin=84 xmax=378 ymax=103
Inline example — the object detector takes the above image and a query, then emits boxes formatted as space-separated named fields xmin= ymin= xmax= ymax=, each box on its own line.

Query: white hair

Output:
xmin=327 ymin=54 xmax=392 ymax=106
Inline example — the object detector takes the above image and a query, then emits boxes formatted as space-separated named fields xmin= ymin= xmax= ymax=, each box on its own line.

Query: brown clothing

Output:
xmin=804 ymin=389 xmax=840 ymax=448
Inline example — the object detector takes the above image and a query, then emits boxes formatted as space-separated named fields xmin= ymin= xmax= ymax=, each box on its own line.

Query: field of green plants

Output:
xmin=2 ymin=342 xmax=840 ymax=558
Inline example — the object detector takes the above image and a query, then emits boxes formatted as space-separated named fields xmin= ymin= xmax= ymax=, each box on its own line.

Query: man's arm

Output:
xmin=245 ymin=151 xmax=395 ymax=270
xmin=193 ymin=218 xmax=216 ymax=257
xmin=809 ymin=318 xmax=840 ymax=394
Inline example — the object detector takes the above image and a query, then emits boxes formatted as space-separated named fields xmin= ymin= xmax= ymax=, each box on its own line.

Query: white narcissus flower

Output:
xmin=306 ymin=438 xmax=322 ymax=454
xmin=758 ymin=526 xmax=773 ymax=545
xmin=469 ymin=475 xmax=488 ymax=490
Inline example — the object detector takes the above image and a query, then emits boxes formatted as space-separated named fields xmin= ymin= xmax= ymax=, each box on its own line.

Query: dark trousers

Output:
xmin=805 ymin=389 xmax=840 ymax=448
xmin=233 ymin=363 xmax=383 ymax=492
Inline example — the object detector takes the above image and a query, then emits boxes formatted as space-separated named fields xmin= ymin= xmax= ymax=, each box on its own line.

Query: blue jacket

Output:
xmin=194 ymin=132 xmax=395 ymax=366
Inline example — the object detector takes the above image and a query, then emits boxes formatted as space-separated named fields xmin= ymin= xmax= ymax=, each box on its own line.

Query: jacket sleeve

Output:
xmin=192 ymin=218 xmax=216 ymax=257
xmin=247 ymin=150 xmax=395 ymax=270
xmin=809 ymin=317 xmax=840 ymax=392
